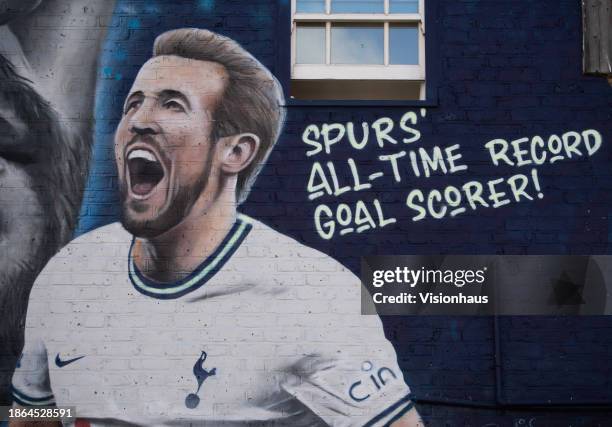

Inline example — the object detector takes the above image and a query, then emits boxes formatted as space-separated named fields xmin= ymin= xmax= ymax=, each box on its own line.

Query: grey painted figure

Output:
xmin=0 ymin=0 xmax=115 ymax=403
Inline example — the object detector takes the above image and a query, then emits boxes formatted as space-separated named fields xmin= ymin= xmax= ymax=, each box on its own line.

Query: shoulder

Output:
xmin=240 ymin=213 xmax=355 ymax=278
xmin=63 ymin=222 xmax=131 ymax=248
xmin=30 ymin=222 xmax=130 ymax=293
xmin=25 ymin=222 xmax=130 ymax=326
xmin=50 ymin=221 xmax=130 ymax=259
xmin=238 ymin=214 xmax=361 ymax=305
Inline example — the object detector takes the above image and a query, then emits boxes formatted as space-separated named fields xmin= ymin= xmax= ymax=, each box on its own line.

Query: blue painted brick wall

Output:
xmin=78 ymin=0 xmax=612 ymax=424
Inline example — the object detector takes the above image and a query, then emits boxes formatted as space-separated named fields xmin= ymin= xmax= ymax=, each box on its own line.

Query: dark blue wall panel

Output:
xmin=78 ymin=0 xmax=612 ymax=423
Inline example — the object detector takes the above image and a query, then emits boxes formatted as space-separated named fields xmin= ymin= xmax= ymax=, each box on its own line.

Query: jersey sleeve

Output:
xmin=11 ymin=288 xmax=55 ymax=406
xmin=281 ymin=268 xmax=414 ymax=427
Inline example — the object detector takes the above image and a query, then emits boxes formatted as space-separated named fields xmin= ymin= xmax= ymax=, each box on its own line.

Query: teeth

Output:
xmin=128 ymin=149 xmax=157 ymax=162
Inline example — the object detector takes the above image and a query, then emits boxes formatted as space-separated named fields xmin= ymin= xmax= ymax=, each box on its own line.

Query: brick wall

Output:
xmin=74 ymin=0 xmax=612 ymax=424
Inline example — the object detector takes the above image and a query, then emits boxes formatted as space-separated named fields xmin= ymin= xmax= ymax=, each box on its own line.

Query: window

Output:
xmin=582 ymin=0 xmax=612 ymax=76
xmin=290 ymin=0 xmax=425 ymax=100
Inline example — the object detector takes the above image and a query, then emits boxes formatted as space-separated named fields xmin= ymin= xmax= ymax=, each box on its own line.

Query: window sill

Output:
xmin=283 ymin=97 xmax=438 ymax=107
xmin=293 ymin=64 xmax=424 ymax=80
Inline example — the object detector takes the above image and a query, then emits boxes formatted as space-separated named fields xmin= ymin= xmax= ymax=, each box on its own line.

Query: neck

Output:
xmin=133 ymin=187 xmax=237 ymax=283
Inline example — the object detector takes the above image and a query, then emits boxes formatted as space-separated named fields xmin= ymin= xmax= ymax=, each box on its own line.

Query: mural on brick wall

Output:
xmin=7 ymin=27 xmax=424 ymax=426
xmin=0 ymin=0 xmax=115 ymax=405
xmin=2 ymin=0 xmax=612 ymax=425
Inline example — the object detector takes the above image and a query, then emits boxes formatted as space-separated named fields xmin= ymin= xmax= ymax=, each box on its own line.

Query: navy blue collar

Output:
xmin=128 ymin=215 xmax=252 ymax=299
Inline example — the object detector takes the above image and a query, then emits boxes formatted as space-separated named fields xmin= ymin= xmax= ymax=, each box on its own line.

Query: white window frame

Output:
xmin=291 ymin=0 xmax=425 ymax=92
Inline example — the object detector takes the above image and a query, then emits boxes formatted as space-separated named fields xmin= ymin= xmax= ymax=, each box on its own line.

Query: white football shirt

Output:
xmin=12 ymin=214 xmax=413 ymax=426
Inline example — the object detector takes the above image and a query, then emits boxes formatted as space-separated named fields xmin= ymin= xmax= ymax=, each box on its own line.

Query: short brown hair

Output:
xmin=153 ymin=28 xmax=285 ymax=204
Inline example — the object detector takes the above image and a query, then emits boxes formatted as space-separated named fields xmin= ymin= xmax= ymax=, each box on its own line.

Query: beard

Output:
xmin=120 ymin=153 xmax=215 ymax=239
xmin=120 ymin=183 xmax=198 ymax=239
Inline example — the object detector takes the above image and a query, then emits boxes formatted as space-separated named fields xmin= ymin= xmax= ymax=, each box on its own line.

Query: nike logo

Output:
xmin=55 ymin=354 xmax=85 ymax=368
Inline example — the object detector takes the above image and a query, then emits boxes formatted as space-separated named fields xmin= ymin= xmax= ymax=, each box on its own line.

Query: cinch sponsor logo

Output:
xmin=348 ymin=361 xmax=397 ymax=402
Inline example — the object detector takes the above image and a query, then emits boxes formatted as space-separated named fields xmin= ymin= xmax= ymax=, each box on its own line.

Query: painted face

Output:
xmin=115 ymin=55 xmax=228 ymax=238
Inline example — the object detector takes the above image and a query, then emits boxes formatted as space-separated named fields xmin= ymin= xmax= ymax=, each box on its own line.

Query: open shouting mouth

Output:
xmin=126 ymin=146 xmax=167 ymax=199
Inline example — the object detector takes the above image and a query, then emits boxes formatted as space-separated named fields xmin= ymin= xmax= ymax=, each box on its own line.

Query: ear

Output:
xmin=218 ymin=133 xmax=261 ymax=174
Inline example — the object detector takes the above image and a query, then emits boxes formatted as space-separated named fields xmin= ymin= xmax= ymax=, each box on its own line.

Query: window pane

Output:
xmin=389 ymin=0 xmax=419 ymax=13
xmin=296 ymin=24 xmax=326 ymax=64
xmin=331 ymin=0 xmax=384 ymax=13
xmin=390 ymin=25 xmax=418 ymax=64
xmin=331 ymin=24 xmax=383 ymax=64
xmin=296 ymin=0 xmax=326 ymax=13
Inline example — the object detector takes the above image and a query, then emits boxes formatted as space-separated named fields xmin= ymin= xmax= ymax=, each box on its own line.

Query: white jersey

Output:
xmin=12 ymin=214 xmax=412 ymax=426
